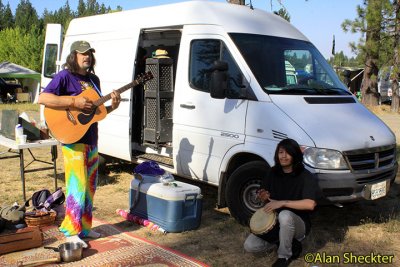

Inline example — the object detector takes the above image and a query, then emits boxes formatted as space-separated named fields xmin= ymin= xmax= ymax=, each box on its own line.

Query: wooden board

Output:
xmin=0 ymin=227 xmax=43 ymax=255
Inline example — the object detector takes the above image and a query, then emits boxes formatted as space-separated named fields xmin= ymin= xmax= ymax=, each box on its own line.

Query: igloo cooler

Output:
xmin=129 ymin=176 xmax=202 ymax=233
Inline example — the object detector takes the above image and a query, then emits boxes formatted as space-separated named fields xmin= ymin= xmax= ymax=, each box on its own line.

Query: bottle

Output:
xmin=15 ymin=124 xmax=23 ymax=143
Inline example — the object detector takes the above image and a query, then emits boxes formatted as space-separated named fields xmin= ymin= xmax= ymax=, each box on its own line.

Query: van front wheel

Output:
xmin=225 ymin=161 xmax=269 ymax=225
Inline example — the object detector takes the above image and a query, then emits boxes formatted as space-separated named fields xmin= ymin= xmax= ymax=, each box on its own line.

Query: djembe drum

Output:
xmin=250 ymin=208 xmax=276 ymax=234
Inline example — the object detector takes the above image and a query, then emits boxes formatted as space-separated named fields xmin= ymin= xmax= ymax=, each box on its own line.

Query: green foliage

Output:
xmin=0 ymin=27 xmax=44 ymax=72
xmin=328 ymin=51 xmax=362 ymax=68
xmin=15 ymin=0 xmax=40 ymax=31
xmin=76 ymin=0 xmax=112 ymax=17
xmin=0 ymin=0 xmax=117 ymax=73
xmin=274 ymin=8 xmax=290 ymax=22
xmin=0 ymin=1 xmax=14 ymax=30
xmin=42 ymin=1 xmax=75 ymax=36
xmin=342 ymin=0 xmax=395 ymax=69
xmin=341 ymin=0 xmax=397 ymax=106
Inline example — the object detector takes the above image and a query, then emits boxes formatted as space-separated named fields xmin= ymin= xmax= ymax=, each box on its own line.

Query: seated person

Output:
xmin=244 ymin=138 xmax=321 ymax=267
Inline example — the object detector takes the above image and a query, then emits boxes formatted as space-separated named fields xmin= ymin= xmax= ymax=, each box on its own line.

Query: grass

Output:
xmin=385 ymin=218 xmax=400 ymax=233
xmin=0 ymin=103 xmax=39 ymax=112
xmin=368 ymin=103 xmax=397 ymax=114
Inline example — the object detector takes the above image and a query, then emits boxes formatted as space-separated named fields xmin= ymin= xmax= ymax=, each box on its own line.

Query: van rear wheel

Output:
xmin=225 ymin=161 xmax=269 ymax=225
xmin=98 ymin=153 xmax=108 ymax=175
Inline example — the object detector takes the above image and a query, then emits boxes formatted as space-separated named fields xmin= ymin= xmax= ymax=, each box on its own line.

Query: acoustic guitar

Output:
xmin=44 ymin=72 xmax=153 ymax=144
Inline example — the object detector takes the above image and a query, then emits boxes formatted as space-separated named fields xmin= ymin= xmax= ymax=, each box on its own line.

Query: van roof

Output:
xmin=66 ymin=0 xmax=308 ymax=41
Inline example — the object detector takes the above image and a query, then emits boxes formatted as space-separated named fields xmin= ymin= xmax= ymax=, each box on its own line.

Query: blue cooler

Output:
xmin=129 ymin=176 xmax=202 ymax=233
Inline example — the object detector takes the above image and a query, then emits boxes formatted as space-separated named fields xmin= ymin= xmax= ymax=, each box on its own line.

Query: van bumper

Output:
xmin=309 ymin=162 xmax=398 ymax=203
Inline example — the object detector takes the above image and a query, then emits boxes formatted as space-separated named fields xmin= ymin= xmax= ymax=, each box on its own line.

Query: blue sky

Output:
xmin=8 ymin=0 xmax=363 ymax=58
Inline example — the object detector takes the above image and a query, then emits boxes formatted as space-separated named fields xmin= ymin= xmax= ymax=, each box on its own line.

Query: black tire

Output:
xmin=98 ymin=153 xmax=108 ymax=175
xmin=225 ymin=160 xmax=270 ymax=225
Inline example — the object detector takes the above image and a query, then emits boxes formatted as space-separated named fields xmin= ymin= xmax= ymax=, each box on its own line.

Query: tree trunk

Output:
xmin=360 ymin=0 xmax=382 ymax=107
xmin=391 ymin=0 xmax=400 ymax=113
xmin=361 ymin=58 xmax=379 ymax=106
xmin=227 ymin=0 xmax=246 ymax=5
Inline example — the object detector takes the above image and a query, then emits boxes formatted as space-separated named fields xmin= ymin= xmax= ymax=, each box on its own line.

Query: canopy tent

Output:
xmin=0 ymin=61 xmax=41 ymax=102
xmin=0 ymin=61 xmax=40 ymax=81
xmin=334 ymin=66 xmax=364 ymax=96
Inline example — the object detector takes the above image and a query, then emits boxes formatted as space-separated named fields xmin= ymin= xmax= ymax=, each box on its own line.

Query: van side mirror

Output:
xmin=210 ymin=60 xmax=228 ymax=99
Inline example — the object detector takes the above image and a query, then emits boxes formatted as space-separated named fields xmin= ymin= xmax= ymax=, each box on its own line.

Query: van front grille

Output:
xmin=355 ymin=170 xmax=395 ymax=185
xmin=343 ymin=145 xmax=396 ymax=172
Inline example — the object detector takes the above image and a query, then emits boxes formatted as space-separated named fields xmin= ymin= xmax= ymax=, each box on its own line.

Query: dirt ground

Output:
xmin=1 ymin=108 xmax=400 ymax=267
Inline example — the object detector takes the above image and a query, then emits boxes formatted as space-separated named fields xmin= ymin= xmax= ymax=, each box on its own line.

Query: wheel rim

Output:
xmin=242 ymin=179 xmax=264 ymax=212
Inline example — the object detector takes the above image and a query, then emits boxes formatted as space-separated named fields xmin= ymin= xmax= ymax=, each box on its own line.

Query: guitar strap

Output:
xmin=90 ymin=78 xmax=103 ymax=97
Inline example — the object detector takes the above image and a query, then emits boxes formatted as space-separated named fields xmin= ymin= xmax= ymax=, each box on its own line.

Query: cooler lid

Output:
xmin=140 ymin=181 xmax=202 ymax=201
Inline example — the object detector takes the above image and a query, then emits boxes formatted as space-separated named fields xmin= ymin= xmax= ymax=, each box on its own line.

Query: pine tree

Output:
xmin=15 ymin=0 xmax=40 ymax=32
xmin=77 ymin=0 xmax=85 ymax=17
xmin=391 ymin=0 xmax=400 ymax=112
xmin=342 ymin=0 xmax=391 ymax=106
xmin=362 ymin=0 xmax=383 ymax=106
xmin=0 ymin=0 xmax=3 ymax=31
xmin=274 ymin=8 xmax=290 ymax=22
xmin=0 ymin=2 xmax=14 ymax=30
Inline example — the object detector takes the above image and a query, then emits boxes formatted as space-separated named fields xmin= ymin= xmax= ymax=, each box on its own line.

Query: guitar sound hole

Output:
xmin=82 ymin=110 xmax=93 ymax=115
xmin=77 ymin=109 xmax=96 ymax=125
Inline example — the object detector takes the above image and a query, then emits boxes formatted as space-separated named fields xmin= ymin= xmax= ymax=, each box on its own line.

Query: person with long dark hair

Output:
xmin=38 ymin=41 xmax=121 ymax=248
xmin=244 ymin=138 xmax=320 ymax=267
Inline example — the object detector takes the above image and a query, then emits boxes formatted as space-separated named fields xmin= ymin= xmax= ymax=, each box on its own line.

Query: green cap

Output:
xmin=70 ymin=40 xmax=95 ymax=53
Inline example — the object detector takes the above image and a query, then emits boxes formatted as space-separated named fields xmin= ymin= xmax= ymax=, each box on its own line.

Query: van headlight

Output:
xmin=302 ymin=147 xmax=348 ymax=170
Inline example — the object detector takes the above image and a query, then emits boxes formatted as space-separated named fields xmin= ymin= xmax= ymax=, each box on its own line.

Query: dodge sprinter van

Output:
xmin=41 ymin=1 xmax=398 ymax=225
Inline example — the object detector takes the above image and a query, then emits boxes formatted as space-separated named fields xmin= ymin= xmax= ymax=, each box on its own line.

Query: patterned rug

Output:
xmin=0 ymin=219 xmax=208 ymax=267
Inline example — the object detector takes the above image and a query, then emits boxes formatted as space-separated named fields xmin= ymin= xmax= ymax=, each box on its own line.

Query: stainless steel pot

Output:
xmin=44 ymin=242 xmax=83 ymax=262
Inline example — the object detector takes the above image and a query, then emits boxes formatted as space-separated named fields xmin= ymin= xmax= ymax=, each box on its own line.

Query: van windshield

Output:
xmin=230 ymin=33 xmax=350 ymax=96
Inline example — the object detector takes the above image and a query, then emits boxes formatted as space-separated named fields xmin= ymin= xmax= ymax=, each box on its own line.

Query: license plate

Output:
xmin=370 ymin=181 xmax=387 ymax=200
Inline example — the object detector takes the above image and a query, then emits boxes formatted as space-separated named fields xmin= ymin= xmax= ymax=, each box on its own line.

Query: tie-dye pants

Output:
xmin=59 ymin=143 xmax=98 ymax=237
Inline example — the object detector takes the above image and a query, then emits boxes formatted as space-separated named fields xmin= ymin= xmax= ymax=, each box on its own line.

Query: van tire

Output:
xmin=98 ymin=153 xmax=108 ymax=175
xmin=225 ymin=160 xmax=269 ymax=226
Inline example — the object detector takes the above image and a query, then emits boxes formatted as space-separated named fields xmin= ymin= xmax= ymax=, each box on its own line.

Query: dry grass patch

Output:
xmin=368 ymin=103 xmax=394 ymax=115
xmin=0 ymin=103 xmax=39 ymax=113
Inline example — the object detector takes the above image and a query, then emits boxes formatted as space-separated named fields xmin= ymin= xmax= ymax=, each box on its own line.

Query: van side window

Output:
xmin=43 ymin=44 xmax=58 ymax=78
xmin=189 ymin=39 xmax=244 ymax=98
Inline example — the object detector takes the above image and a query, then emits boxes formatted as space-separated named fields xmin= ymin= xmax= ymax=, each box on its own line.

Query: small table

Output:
xmin=0 ymin=135 xmax=59 ymax=201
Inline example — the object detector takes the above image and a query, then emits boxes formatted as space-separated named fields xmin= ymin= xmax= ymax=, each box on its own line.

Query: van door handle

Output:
xmin=180 ymin=103 xmax=196 ymax=109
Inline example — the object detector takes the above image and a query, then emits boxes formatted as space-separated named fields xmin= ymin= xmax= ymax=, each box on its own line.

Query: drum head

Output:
xmin=250 ymin=209 xmax=276 ymax=235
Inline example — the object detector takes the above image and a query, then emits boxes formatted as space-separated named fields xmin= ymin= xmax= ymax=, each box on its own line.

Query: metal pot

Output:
xmin=44 ymin=242 xmax=83 ymax=262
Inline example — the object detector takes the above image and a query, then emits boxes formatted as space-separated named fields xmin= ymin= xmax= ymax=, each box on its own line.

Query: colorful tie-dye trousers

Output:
xmin=59 ymin=144 xmax=98 ymax=237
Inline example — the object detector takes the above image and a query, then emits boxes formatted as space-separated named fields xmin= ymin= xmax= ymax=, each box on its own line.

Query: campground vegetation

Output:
xmin=1 ymin=0 xmax=400 ymax=111
xmin=0 ymin=0 xmax=120 ymax=73
xmin=341 ymin=0 xmax=400 ymax=110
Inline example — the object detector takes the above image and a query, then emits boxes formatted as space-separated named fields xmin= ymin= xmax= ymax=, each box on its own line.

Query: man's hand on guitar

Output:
xmin=43 ymin=73 xmax=152 ymax=144
xmin=74 ymin=97 xmax=95 ymax=113
xmin=106 ymin=90 xmax=121 ymax=113
xmin=110 ymin=90 xmax=121 ymax=110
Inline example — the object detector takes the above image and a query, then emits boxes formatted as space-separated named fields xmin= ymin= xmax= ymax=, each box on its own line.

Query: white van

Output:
xmin=40 ymin=1 xmax=398 ymax=225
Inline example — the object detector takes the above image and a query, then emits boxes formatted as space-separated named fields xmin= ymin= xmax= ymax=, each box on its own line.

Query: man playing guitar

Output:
xmin=38 ymin=40 xmax=121 ymax=248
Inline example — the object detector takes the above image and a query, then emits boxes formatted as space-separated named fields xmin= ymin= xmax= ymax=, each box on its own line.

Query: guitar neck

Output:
xmin=93 ymin=80 xmax=138 ymax=106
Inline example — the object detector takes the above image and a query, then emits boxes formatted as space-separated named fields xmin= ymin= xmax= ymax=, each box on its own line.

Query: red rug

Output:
xmin=0 ymin=219 xmax=208 ymax=266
